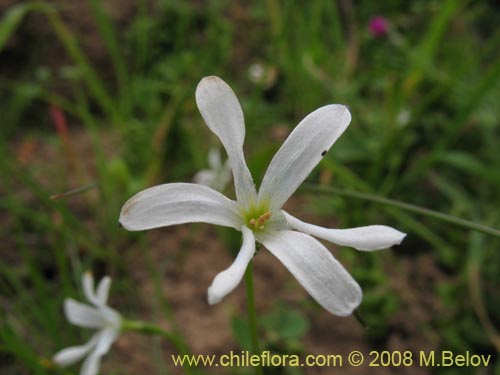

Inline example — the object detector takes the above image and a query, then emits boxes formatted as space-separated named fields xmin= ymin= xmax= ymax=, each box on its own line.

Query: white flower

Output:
xmin=248 ymin=63 xmax=265 ymax=82
xmin=53 ymin=272 xmax=121 ymax=375
xmin=119 ymin=76 xmax=406 ymax=316
xmin=396 ymin=108 xmax=411 ymax=127
xmin=193 ymin=148 xmax=231 ymax=192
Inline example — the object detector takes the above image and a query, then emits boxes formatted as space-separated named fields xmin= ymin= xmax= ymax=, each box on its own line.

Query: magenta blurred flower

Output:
xmin=369 ymin=16 xmax=389 ymax=37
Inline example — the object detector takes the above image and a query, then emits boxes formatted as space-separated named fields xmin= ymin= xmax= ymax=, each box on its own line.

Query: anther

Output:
xmin=257 ymin=211 xmax=272 ymax=226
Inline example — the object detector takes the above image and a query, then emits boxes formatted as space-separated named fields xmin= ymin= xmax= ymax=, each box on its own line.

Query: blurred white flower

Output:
xmin=248 ymin=63 xmax=265 ymax=83
xmin=53 ymin=272 xmax=121 ymax=375
xmin=248 ymin=62 xmax=278 ymax=88
xmin=120 ymin=76 xmax=406 ymax=316
xmin=396 ymin=108 xmax=411 ymax=127
xmin=193 ymin=148 xmax=231 ymax=192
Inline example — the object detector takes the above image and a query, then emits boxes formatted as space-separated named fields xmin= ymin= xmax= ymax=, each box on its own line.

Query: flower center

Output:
xmin=248 ymin=211 xmax=272 ymax=231
xmin=243 ymin=202 xmax=272 ymax=232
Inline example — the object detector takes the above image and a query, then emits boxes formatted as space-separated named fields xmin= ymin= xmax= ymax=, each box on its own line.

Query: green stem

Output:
xmin=302 ymin=184 xmax=500 ymax=239
xmin=123 ymin=319 xmax=192 ymax=375
xmin=244 ymin=259 xmax=263 ymax=375
xmin=141 ymin=240 xmax=196 ymax=374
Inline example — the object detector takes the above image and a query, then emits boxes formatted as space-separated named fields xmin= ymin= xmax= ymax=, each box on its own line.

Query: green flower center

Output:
xmin=243 ymin=202 xmax=272 ymax=232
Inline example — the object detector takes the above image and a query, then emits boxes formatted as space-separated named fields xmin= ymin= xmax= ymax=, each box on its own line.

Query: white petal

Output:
xmin=95 ymin=327 xmax=120 ymax=355
xmin=96 ymin=276 xmax=112 ymax=305
xmin=193 ymin=170 xmax=215 ymax=187
xmin=196 ymin=76 xmax=257 ymax=207
xmin=258 ymin=105 xmax=351 ymax=211
xmin=80 ymin=350 xmax=102 ymax=375
xmin=64 ymin=299 xmax=106 ymax=328
xmin=284 ymin=211 xmax=406 ymax=250
xmin=99 ymin=305 xmax=122 ymax=327
xmin=53 ymin=335 xmax=98 ymax=367
xmin=53 ymin=346 xmax=88 ymax=367
xmin=82 ymin=272 xmax=98 ymax=306
xmin=258 ymin=230 xmax=362 ymax=316
xmin=212 ymin=161 xmax=232 ymax=192
xmin=119 ymin=183 xmax=242 ymax=231
xmin=208 ymin=148 xmax=222 ymax=169
xmin=207 ymin=226 xmax=255 ymax=305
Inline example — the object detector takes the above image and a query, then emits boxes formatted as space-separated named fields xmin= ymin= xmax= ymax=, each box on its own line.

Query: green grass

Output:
xmin=1 ymin=1 xmax=499 ymax=374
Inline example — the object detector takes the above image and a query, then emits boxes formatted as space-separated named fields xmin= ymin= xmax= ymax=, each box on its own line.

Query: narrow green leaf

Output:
xmin=0 ymin=4 xmax=32 ymax=51
xmin=302 ymin=184 xmax=500 ymax=239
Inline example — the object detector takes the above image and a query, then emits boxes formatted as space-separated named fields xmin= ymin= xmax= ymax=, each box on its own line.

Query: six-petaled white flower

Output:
xmin=119 ymin=76 xmax=406 ymax=316
xmin=193 ymin=147 xmax=231 ymax=192
xmin=53 ymin=272 xmax=121 ymax=375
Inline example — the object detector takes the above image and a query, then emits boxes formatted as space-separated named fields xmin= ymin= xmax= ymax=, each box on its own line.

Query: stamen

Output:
xmin=248 ymin=211 xmax=272 ymax=231
xmin=257 ymin=211 xmax=272 ymax=226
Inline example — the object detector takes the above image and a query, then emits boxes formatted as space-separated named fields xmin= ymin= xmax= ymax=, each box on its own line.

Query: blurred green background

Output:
xmin=1 ymin=0 xmax=499 ymax=374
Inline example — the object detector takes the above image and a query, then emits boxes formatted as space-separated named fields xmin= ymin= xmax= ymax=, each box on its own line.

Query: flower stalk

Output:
xmin=244 ymin=259 xmax=263 ymax=375
xmin=122 ymin=319 xmax=191 ymax=360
